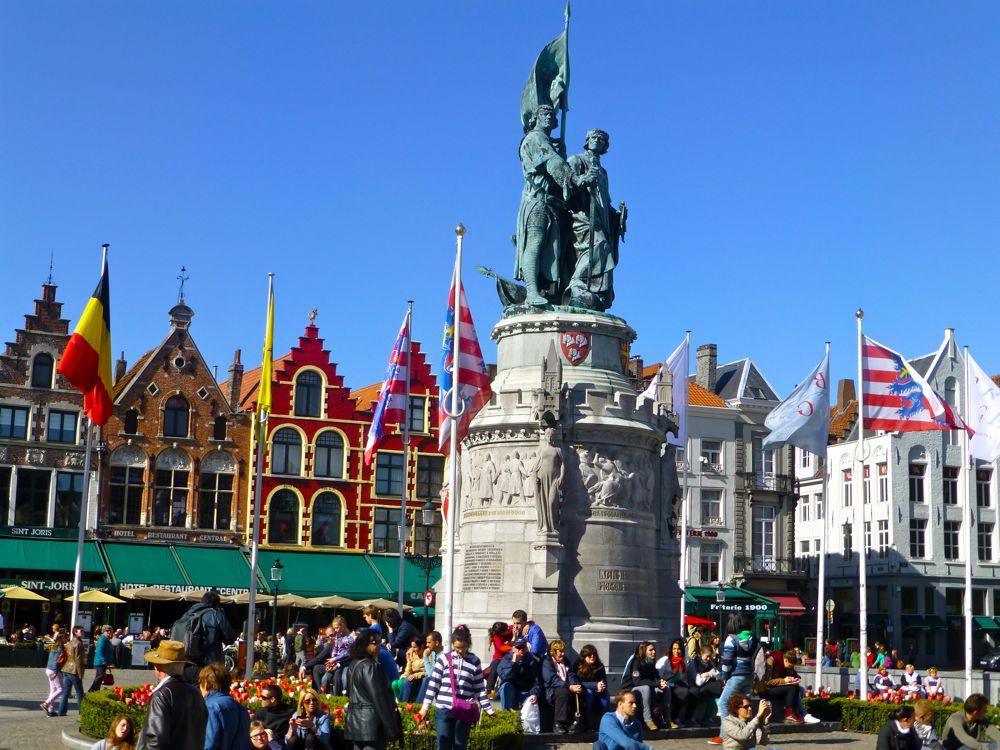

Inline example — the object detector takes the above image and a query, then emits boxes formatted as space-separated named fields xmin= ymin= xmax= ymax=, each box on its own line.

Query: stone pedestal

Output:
xmin=449 ymin=310 xmax=682 ymax=665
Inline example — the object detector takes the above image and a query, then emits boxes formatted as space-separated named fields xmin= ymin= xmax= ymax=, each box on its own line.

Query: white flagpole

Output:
xmin=245 ymin=273 xmax=273 ymax=680
xmin=442 ymin=224 xmax=465 ymax=648
xmin=398 ymin=301 xmax=413 ymax=616
xmin=963 ymin=344 xmax=974 ymax=696
xmin=855 ymin=310 xmax=869 ymax=700
xmin=69 ymin=418 xmax=94 ymax=633
xmin=814 ymin=343 xmax=831 ymax=693
xmin=678 ymin=331 xmax=691 ymax=639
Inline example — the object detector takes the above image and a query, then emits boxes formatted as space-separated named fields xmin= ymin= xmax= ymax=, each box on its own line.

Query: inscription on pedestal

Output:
xmin=462 ymin=543 xmax=504 ymax=592
xmin=597 ymin=567 xmax=645 ymax=593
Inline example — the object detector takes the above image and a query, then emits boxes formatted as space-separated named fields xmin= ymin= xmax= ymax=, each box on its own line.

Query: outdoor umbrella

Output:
xmin=0 ymin=586 xmax=48 ymax=631
xmin=356 ymin=598 xmax=413 ymax=612
xmin=228 ymin=591 xmax=270 ymax=605
xmin=176 ymin=589 xmax=235 ymax=604
xmin=118 ymin=587 xmax=182 ymax=632
xmin=683 ymin=615 xmax=717 ymax=628
xmin=308 ymin=595 xmax=360 ymax=610
xmin=76 ymin=590 xmax=126 ymax=604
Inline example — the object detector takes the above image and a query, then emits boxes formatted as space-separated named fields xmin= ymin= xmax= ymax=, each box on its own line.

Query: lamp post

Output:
xmin=269 ymin=559 xmax=283 ymax=677
xmin=716 ymin=581 xmax=726 ymax=603
xmin=406 ymin=501 xmax=442 ymax=633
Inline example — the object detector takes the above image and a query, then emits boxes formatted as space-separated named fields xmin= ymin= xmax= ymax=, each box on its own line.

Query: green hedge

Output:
xmin=82 ymin=683 xmax=523 ymax=750
xmin=803 ymin=696 xmax=1000 ymax=735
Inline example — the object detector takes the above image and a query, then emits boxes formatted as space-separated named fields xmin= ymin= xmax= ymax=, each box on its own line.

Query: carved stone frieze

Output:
xmin=26 ymin=448 xmax=45 ymax=465
xmin=63 ymin=452 xmax=85 ymax=468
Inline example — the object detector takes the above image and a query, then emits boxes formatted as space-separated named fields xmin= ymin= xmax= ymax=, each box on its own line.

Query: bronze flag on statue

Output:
xmin=520 ymin=7 xmax=570 ymax=133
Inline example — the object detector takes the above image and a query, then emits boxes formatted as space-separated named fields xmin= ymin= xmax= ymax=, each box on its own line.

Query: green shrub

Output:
xmin=80 ymin=689 xmax=148 ymax=741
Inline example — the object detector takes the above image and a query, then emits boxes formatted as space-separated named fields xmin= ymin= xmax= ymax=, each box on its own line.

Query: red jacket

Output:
xmin=490 ymin=633 xmax=512 ymax=661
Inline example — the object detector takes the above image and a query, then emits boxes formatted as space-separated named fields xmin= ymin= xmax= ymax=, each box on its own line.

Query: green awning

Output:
xmin=902 ymin=614 xmax=928 ymax=630
xmin=173 ymin=546 xmax=256 ymax=595
xmin=254 ymin=550 xmax=390 ymax=600
xmin=410 ymin=606 xmax=435 ymax=617
xmin=685 ymin=586 xmax=779 ymax=617
xmin=925 ymin=615 xmax=947 ymax=628
xmin=103 ymin=543 xmax=189 ymax=589
xmin=0 ymin=538 xmax=105 ymax=574
xmin=366 ymin=554 xmax=441 ymax=607
xmin=974 ymin=616 xmax=1000 ymax=632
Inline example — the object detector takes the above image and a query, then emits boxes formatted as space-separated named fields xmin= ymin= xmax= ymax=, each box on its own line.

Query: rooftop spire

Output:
xmin=177 ymin=265 xmax=189 ymax=303
xmin=47 ymin=252 xmax=54 ymax=285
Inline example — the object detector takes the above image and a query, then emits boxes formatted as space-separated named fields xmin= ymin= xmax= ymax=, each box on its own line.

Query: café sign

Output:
xmin=1 ymin=525 xmax=80 ymax=540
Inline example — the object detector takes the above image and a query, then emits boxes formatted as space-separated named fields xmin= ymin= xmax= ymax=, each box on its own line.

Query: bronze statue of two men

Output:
xmin=514 ymin=105 xmax=624 ymax=313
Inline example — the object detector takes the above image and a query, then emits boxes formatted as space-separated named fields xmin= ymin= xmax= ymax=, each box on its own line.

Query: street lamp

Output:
xmin=406 ymin=501 xmax=442 ymax=633
xmin=716 ymin=581 xmax=726 ymax=603
xmin=269 ymin=559 xmax=283 ymax=677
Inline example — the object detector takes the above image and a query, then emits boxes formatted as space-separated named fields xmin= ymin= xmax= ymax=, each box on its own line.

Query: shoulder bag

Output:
xmin=447 ymin=653 xmax=481 ymax=724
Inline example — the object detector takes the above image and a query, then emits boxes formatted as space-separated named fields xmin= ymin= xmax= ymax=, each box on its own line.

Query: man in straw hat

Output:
xmin=135 ymin=640 xmax=207 ymax=750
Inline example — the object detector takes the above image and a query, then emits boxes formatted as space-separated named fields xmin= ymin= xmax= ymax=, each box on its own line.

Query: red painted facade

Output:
xmin=234 ymin=322 xmax=445 ymax=554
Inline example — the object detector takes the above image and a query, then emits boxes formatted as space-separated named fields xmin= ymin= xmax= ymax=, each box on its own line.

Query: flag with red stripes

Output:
xmin=439 ymin=277 xmax=492 ymax=450
xmin=363 ymin=312 xmax=410 ymax=466
xmin=862 ymin=335 xmax=968 ymax=433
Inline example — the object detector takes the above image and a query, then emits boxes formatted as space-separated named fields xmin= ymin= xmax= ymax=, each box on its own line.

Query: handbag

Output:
xmin=447 ymin=653 xmax=481 ymax=724
xmin=102 ymin=669 xmax=115 ymax=686
xmin=56 ymin=648 xmax=68 ymax=668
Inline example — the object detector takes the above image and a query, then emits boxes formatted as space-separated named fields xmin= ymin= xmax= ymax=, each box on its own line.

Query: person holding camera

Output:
xmin=721 ymin=693 xmax=772 ymax=750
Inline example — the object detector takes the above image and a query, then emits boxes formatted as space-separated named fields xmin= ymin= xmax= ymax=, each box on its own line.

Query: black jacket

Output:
xmin=181 ymin=603 xmax=238 ymax=666
xmin=621 ymin=655 xmax=660 ymax=690
xmin=304 ymin=641 xmax=335 ymax=671
xmin=253 ymin=702 xmax=295 ymax=738
xmin=135 ymin=676 xmax=208 ymax=750
xmin=386 ymin=619 xmax=419 ymax=665
xmin=496 ymin=651 xmax=542 ymax=695
xmin=344 ymin=657 xmax=401 ymax=743
xmin=876 ymin=720 xmax=921 ymax=750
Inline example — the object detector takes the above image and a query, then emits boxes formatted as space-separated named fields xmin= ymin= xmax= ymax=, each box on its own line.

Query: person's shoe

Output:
xmin=487 ymin=690 xmax=498 ymax=700
xmin=669 ymin=722 xmax=679 ymax=729
xmin=646 ymin=721 xmax=659 ymax=732
xmin=707 ymin=737 xmax=724 ymax=745
xmin=803 ymin=713 xmax=821 ymax=724
xmin=784 ymin=708 xmax=805 ymax=725
xmin=39 ymin=702 xmax=50 ymax=715
xmin=568 ymin=719 xmax=585 ymax=733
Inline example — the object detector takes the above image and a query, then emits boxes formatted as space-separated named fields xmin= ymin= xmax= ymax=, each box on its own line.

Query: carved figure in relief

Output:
xmin=535 ymin=428 xmax=564 ymax=533
xmin=465 ymin=453 xmax=479 ymax=508
xmin=578 ymin=449 xmax=601 ymax=499
xmin=508 ymin=451 xmax=525 ymax=503
xmin=497 ymin=455 xmax=512 ymax=505
xmin=479 ymin=453 xmax=497 ymax=506
xmin=521 ymin=451 xmax=538 ymax=504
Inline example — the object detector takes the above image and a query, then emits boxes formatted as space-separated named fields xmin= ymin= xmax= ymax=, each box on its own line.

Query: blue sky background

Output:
xmin=2 ymin=1 xmax=999 ymax=398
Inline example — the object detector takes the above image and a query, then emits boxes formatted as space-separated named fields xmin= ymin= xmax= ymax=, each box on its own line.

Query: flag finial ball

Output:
xmin=856 ymin=308 xmax=864 ymax=320
xmin=455 ymin=223 xmax=466 ymax=237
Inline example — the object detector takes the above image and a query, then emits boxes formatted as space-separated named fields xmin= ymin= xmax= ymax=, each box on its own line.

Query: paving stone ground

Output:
xmin=0 ymin=666 xmax=876 ymax=750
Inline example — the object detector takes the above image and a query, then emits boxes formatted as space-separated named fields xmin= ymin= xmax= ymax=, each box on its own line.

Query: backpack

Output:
xmin=172 ymin=607 xmax=209 ymax=665
xmin=294 ymin=632 xmax=305 ymax=653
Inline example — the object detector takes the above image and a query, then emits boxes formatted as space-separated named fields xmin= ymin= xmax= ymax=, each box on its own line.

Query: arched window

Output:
xmin=314 ymin=431 xmax=344 ymax=478
xmin=294 ymin=371 xmax=322 ymax=417
xmin=944 ymin=377 xmax=958 ymax=408
xmin=198 ymin=451 xmax=236 ymax=530
xmin=268 ymin=490 xmax=299 ymax=544
xmin=123 ymin=409 xmax=139 ymax=435
xmin=154 ymin=449 xmax=190 ymax=527
xmin=213 ymin=416 xmax=227 ymax=441
xmin=110 ymin=446 xmax=145 ymax=525
xmin=311 ymin=492 xmax=343 ymax=547
xmin=271 ymin=428 xmax=302 ymax=475
xmin=31 ymin=353 xmax=53 ymax=388
xmin=163 ymin=396 xmax=190 ymax=437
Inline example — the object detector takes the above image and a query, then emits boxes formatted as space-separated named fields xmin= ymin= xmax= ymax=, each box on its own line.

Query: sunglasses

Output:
xmin=251 ymin=732 xmax=268 ymax=739
xmin=739 ymin=704 xmax=751 ymax=710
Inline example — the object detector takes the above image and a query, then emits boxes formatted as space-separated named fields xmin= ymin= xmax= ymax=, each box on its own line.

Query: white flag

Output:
xmin=640 ymin=334 xmax=689 ymax=447
xmin=968 ymin=352 xmax=1000 ymax=462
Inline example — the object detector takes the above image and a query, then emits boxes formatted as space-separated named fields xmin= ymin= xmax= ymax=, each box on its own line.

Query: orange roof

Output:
xmin=688 ymin=381 xmax=726 ymax=408
xmin=642 ymin=363 xmax=660 ymax=379
xmin=993 ymin=375 xmax=1000 ymax=389
xmin=830 ymin=400 xmax=858 ymax=442
xmin=221 ymin=354 xmax=294 ymax=410
xmin=350 ymin=382 xmax=381 ymax=410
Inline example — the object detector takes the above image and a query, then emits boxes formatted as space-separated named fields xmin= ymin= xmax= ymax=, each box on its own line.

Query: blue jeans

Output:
xmin=57 ymin=673 xmax=84 ymax=715
xmin=400 ymin=678 xmax=421 ymax=702
xmin=434 ymin=708 xmax=472 ymax=750
xmin=498 ymin=682 xmax=531 ymax=710
xmin=416 ymin=676 xmax=430 ymax=704
xmin=583 ymin=688 xmax=611 ymax=726
xmin=718 ymin=674 xmax=753 ymax=720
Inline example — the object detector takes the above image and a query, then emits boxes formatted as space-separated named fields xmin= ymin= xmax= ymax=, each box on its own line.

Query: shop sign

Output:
xmin=709 ymin=601 xmax=774 ymax=614
xmin=3 ymin=579 xmax=111 ymax=593
xmin=103 ymin=527 xmax=237 ymax=546
xmin=0 ymin=525 xmax=80 ymax=540
xmin=119 ymin=583 xmax=250 ymax=596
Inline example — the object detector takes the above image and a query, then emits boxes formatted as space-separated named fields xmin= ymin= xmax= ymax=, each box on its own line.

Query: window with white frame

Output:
xmin=843 ymin=469 xmax=853 ymax=507
xmin=313 ymin=431 xmax=345 ymax=478
xmin=864 ymin=465 xmax=872 ymax=504
xmin=943 ymin=466 xmax=959 ymax=506
xmin=47 ymin=410 xmax=78 ymax=444
xmin=700 ymin=489 xmax=723 ymax=526
xmin=408 ymin=396 xmax=426 ymax=433
xmin=0 ymin=406 xmax=29 ymax=440
xmin=978 ymin=523 xmax=994 ymax=562
xmin=375 ymin=453 xmax=405 ymax=496
xmin=294 ymin=371 xmax=322 ymax=418
xmin=944 ymin=521 xmax=961 ymax=561
xmin=910 ymin=464 xmax=927 ymax=503
xmin=700 ymin=440 xmax=722 ymax=470
xmin=800 ymin=498 xmax=810 ymax=523
xmin=978 ymin=469 xmax=993 ymax=508
xmin=800 ymin=450 xmax=812 ymax=471
xmin=910 ymin=519 xmax=927 ymax=558
xmin=751 ymin=505 xmax=776 ymax=570
xmin=877 ymin=519 xmax=889 ymax=557
xmin=54 ymin=472 xmax=83 ymax=528
xmin=864 ymin=521 xmax=872 ymax=556
xmin=699 ymin=542 xmax=721 ymax=583
xmin=271 ymin=428 xmax=302 ymax=476
xmin=14 ymin=468 xmax=49 ymax=526
xmin=843 ymin=522 xmax=853 ymax=560
xmin=372 ymin=507 xmax=401 ymax=553
xmin=878 ymin=463 xmax=888 ymax=502
xmin=815 ymin=492 xmax=823 ymax=519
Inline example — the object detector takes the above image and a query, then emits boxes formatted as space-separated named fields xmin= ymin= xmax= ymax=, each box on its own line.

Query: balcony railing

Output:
xmin=739 ymin=472 xmax=793 ymax=493
xmin=733 ymin=555 xmax=810 ymax=576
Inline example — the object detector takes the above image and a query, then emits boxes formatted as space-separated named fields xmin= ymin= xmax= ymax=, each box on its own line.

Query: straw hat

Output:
xmin=143 ymin=639 xmax=193 ymax=665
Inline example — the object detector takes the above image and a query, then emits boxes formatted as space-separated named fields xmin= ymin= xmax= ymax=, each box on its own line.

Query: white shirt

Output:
xmin=151 ymin=674 xmax=174 ymax=694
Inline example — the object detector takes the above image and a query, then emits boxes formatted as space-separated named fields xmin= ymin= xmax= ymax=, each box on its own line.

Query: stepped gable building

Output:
xmin=231 ymin=320 xmax=446 ymax=558
xmin=97 ymin=297 xmax=250 ymax=550
xmin=0 ymin=281 xmax=88 ymax=532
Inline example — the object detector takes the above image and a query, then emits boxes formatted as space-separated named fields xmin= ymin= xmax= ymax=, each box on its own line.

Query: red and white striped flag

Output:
xmin=862 ymin=335 xmax=967 ymax=433
xmin=364 ymin=312 xmax=410 ymax=465
xmin=439 ymin=277 xmax=492 ymax=450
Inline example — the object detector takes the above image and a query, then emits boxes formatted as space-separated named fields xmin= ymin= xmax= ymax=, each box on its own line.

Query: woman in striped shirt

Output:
xmin=418 ymin=625 xmax=497 ymax=750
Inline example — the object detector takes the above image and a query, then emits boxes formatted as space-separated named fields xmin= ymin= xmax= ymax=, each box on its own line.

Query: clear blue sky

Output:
xmin=3 ymin=1 xmax=999 ymax=398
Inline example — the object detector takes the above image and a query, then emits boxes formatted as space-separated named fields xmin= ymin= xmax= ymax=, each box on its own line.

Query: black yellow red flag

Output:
xmin=57 ymin=251 xmax=113 ymax=426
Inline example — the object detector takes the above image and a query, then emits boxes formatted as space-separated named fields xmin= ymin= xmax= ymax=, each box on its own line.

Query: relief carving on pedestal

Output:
xmin=64 ymin=452 xmax=85 ymax=468
xmin=575 ymin=447 xmax=655 ymax=512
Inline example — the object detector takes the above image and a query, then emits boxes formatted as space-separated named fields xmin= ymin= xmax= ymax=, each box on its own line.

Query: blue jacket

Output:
xmin=720 ymin=631 xmax=758 ymax=679
xmin=496 ymin=651 xmax=542 ymax=695
xmin=93 ymin=634 xmax=114 ymax=667
xmin=289 ymin=710 xmax=332 ymax=750
xmin=598 ymin=711 xmax=652 ymax=750
xmin=541 ymin=655 xmax=580 ymax=705
xmin=204 ymin=690 xmax=250 ymax=750
xmin=378 ymin=645 xmax=400 ymax=680
xmin=523 ymin=622 xmax=547 ymax=656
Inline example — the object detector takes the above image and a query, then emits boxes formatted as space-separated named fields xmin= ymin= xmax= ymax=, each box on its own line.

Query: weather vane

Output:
xmin=177 ymin=266 xmax=189 ymax=303
xmin=309 ymin=308 xmax=318 ymax=322
xmin=47 ymin=252 xmax=54 ymax=285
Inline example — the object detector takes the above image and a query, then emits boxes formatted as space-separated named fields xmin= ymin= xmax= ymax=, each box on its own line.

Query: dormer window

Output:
xmin=163 ymin=395 xmax=190 ymax=437
xmin=31 ymin=353 xmax=54 ymax=389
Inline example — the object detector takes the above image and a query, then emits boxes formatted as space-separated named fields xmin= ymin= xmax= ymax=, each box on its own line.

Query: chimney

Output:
xmin=114 ymin=352 xmax=127 ymax=384
xmin=837 ymin=378 xmax=856 ymax=411
xmin=227 ymin=349 xmax=244 ymax=409
xmin=696 ymin=344 xmax=717 ymax=392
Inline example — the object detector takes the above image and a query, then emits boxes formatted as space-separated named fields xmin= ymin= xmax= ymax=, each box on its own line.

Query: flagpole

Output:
xmin=814 ymin=342 xmax=831 ymax=694
xmin=677 ymin=331 xmax=691 ymax=638
xmin=855 ymin=310 xmax=869 ymax=700
xmin=442 ymin=225 xmax=465 ymax=648
xmin=246 ymin=272 xmax=273 ymax=679
xmin=398 ymin=301 xmax=413 ymax=617
xmin=963 ymin=344 xmax=973 ymax=696
xmin=69 ymin=417 xmax=93 ymax=633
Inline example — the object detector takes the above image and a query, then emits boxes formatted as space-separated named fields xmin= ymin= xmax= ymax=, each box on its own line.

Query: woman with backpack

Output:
xmin=717 ymin=614 xmax=760 ymax=723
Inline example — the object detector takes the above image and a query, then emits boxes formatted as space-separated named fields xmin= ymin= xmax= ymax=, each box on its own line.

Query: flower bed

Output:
xmin=81 ymin=677 xmax=523 ymax=750
xmin=804 ymin=693 xmax=1000 ymax=735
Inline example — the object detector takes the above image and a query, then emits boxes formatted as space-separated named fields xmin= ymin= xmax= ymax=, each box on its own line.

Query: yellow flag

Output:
xmin=258 ymin=276 xmax=275 ymax=416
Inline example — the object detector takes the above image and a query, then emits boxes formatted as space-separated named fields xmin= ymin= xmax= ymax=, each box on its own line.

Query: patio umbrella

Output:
xmin=683 ymin=615 xmax=717 ymax=628
xmin=76 ymin=590 xmax=126 ymax=605
xmin=228 ymin=591 xmax=270 ymax=605
xmin=0 ymin=586 xmax=48 ymax=631
xmin=176 ymin=589 xmax=235 ymax=604
xmin=118 ymin=587 xmax=182 ymax=602
xmin=308 ymin=595 xmax=360 ymax=610
xmin=356 ymin=598 xmax=413 ymax=612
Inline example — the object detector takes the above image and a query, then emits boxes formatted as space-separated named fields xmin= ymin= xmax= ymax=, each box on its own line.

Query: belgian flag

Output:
xmin=57 ymin=250 xmax=112 ymax=426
